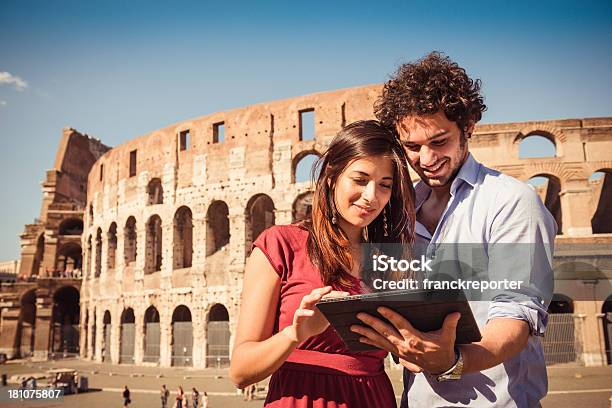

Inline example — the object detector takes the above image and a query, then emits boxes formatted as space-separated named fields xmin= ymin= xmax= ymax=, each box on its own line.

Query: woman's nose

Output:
xmin=362 ymin=181 xmax=377 ymax=204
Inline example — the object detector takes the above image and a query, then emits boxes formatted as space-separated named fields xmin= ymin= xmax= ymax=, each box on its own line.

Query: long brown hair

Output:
xmin=304 ymin=120 xmax=415 ymax=288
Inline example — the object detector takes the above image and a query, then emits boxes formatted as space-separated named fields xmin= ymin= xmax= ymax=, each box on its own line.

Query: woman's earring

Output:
xmin=332 ymin=213 xmax=337 ymax=224
xmin=383 ymin=208 xmax=389 ymax=237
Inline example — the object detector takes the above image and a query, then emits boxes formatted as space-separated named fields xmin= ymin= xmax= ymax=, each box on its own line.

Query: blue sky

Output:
xmin=1 ymin=0 xmax=611 ymax=260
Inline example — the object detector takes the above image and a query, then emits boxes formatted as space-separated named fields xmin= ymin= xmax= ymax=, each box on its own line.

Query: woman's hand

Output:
xmin=283 ymin=286 xmax=349 ymax=344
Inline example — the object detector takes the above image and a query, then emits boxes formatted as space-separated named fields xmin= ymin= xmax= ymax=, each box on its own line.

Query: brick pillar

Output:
xmin=560 ymin=180 xmax=593 ymax=236
xmin=110 ymin=308 xmax=120 ymax=364
xmin=192 ymin=307 xmax=205 ymax=368
xmin=79 ymin=304 xmax=88 ymax=358
xmin=42 ymin=232 xmax=57 ymax=277
xmin=575 ymin=300 xmax=606 ymax=366
xmin=0 ymin=305 xmax=20 ymax=359
xmin=33 ymin=299 xmax=53 ymax=360
xmin=159 ymin=310 xmax=172 ymax=367
xmin=94 ymin=310 xmax=103 ymax=363
xmin=134 ymin=310 xmax=144 ymax=364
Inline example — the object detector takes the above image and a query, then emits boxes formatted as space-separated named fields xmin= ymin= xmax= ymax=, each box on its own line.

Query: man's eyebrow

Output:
xmin=427 ymin=130 xmax=449 ymax=140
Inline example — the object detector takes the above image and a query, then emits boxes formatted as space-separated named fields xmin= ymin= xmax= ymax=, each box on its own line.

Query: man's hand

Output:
xmin=350 ymin=307 xmax=461 ymax=374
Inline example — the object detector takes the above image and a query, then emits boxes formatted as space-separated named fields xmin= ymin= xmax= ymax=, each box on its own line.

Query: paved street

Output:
xmin=1 ymin=359 xmax=610 ymax=407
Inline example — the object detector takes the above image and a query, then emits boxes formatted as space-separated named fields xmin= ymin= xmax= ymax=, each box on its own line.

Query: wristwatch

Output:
xmin=434 ymin=346 xmax=463 ymax=382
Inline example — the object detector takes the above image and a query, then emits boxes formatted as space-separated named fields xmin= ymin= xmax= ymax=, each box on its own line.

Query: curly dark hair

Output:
xmin=374 ymin=51 xmax=487 ymax=133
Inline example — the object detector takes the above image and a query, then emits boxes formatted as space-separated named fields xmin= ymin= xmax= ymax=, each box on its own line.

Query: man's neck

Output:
xmin=428 ymin=183 xmax=452 ymax=203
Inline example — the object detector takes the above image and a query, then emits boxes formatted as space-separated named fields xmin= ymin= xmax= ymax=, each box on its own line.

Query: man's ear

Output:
xmin=465 ymin=121 xmax=476 ymax=138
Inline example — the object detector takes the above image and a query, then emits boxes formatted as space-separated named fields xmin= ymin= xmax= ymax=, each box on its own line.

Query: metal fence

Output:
xmin=120 ymin=323 xmax=135 ymax=363
xmin=103 ymin=324 xmax=111 ymax=362
xmin=206 ymin=321 xmax=230 ymax=367
xmin=143 ymin=322 xmax=161 ymax=363
xmin=542 ymin=313 xmax=582 ymax=365
xmin=172 ymin=322 xmax=193 ymax=367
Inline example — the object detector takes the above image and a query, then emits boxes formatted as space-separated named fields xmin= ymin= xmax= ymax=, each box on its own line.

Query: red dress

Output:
xmin=253 ymin=224 xmax=396 ymax=408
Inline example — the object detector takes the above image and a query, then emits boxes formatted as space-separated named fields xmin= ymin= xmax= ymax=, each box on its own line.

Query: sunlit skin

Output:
xmin=397 ymin=111 xmax=473 ymax=189
xmin=334 ymin=156 xmax=394 ymax=244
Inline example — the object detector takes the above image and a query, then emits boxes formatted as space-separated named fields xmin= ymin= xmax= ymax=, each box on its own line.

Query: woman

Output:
xmin=230 ymin=120 xmax=415 ymax=407
xmin=175 ymin=386 xmax=184 ymax=408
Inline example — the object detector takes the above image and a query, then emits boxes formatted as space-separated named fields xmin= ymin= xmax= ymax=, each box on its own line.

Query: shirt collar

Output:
xmin=414 ymin=153 xmax=480 ymax=209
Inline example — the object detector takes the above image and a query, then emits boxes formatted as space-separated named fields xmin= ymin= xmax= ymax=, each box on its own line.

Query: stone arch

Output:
xmin=17 ymin=289 xmax=36 ymax=358
xmin=206 ymin=303 xmax=230 ymax=367
xmin=171 ymin=305 xmax=193 ymax=367
xmin=88 ymin=203 xmax=94 ymax=227
xmin=143 ymin=306 xmax=160 ymax=363
xmin=542 ymin=293 xmax=577 ymax=365
xmin=56 ymin=242 xmax=82 ymax=275
xmin=124 ymin=216 xmax=137 ymax=266
xmin=515 ymin=124 xmax=566 ymax=144
xmin=518 ymin=135 xmax=557 ymax=159
xmin=145 ymin=215 xmax=163 ymax=273
xmin=119 ymin=307 xmax=135 ymax=364
xmin=102 ymin=310 xmax=111 ymax=362
xmin=147 ymin=178 xmax=163 ymax=205
xmin=58 ymin=218 xmax=83 ymax=236
xmin=94 ymin=228 xmax=102 ymax=277
xmin=51 ymin=286 xmax=80 ymax=357
xmin=206 ymin=201 xmax=230 ymax=256
xmin=173 ymin=206 xmax=193 ymax=269
xmin=293 ymin=150 xmax=322 ymax=183
xmin=548 ymin=293 xmax=574 ymax=314
xmin=526 ymin=174 xmax=562 ymax=234
xmin=107 ymin=222 xmax=117 ymax=270
xmin=590 ymin=169 xmax=612 ymax=234
xmin=292 ymin=191 xmax=314 ymax=222
xmin=245 ymin=194 xmax=275 ymax=256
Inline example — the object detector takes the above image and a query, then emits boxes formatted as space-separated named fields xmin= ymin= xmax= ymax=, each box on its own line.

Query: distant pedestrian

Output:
xmin=191 ymin=387 xmax=200 ymax=408
xmin=245 ymin=382 xmax=257 ymax=401
xmin=175 ymin=386 xmax=185 ymax=408
xmin=123 ymin=385 xmax=131 ymax=407
xmin=161 ymin=384 xmax=170 ymax=408
xmin=202 ymin=391 xmax=208 ymax=408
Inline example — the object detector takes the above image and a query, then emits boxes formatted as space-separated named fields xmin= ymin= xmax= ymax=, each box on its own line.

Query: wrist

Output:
xmin=430 ymin=347 xmax=460 ymax=376
xmin=280 ymin=325 xmax=301 ymax=345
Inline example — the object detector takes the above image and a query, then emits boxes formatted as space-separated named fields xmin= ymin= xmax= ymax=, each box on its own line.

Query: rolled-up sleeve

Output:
xmin=488 ymin=299 xmax=549 ymax=336
xmin=486 ymin=182 xmax=557 ymax=336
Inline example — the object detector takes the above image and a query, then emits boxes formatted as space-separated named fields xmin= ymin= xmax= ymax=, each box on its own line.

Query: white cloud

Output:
xmin=0 ymin=71 xmax=28 ymax=91
xmin=0 ymin=100 xmax=6 ymax=107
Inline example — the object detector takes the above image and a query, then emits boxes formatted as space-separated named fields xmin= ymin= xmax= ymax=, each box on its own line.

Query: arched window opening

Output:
xmin=294 ymin=153 xmax=321 ymax=184
xmin=206 ymin=201 xmax=230 ymax=256
xmin=124 ymin=217 xmax=137 ymax=266
xmin=519 ymin=134 xmax=557 ymax=159
xmin=145 ymin=215 xmax=163 ymax=273
xmin=147 ymin=178 xmax=164 ymax=205
xmin=527 ymin=175 xmax=562 ymax=234
xmin=173 ymin=207 xmax=193 ymax=269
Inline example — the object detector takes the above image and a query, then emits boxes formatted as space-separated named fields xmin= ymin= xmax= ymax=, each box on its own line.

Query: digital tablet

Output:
xmin=315 ymin=288 xmax=482 ymax=352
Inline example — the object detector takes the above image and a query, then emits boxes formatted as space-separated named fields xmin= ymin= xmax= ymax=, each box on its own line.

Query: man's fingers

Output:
xmin=442 ymin=312 xmax=461 ymax=340
xmin=377 ymin=306 xmax=418 ymax=337
xmin=399 ymin=358 xmax=423 ymax=373
xmin=356 ymin=312 xmax=402 ymax=341
xmin=354 ymin=331 xmax=398 ymax=353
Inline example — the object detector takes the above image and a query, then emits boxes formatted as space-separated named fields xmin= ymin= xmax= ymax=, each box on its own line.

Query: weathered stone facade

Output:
xmin=0 ymin=129 xmax=109 ymax=359
xmin=3 ymin=84 xmax=611 ymax=368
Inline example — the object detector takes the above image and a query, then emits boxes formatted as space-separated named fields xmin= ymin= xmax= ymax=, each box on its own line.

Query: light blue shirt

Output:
xmin=401 ymin=153 xmax=557 ymax=408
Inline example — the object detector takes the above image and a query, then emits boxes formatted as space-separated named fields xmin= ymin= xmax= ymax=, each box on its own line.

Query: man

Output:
xmin=351 ymin=52 xmax=556 ymax=407
xmin=122 ymin=385 xmax=131 ymax=407
xmin=191 ymin=387 xmax=200 ymax=408
xmin=160 ymin=384 xmax=169 ymax=408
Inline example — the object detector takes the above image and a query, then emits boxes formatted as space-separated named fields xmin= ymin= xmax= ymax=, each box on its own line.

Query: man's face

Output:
xmin=396 ymin=111 xmax=472 ymax=188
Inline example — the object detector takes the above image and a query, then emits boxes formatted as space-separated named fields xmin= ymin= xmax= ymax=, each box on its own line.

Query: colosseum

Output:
xmin=1 ymin=84 xmax=611 ymax=369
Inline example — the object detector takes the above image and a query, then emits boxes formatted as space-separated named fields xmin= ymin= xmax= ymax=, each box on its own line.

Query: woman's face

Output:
xmin=333 ymin=155 xmax=394 ymax=235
